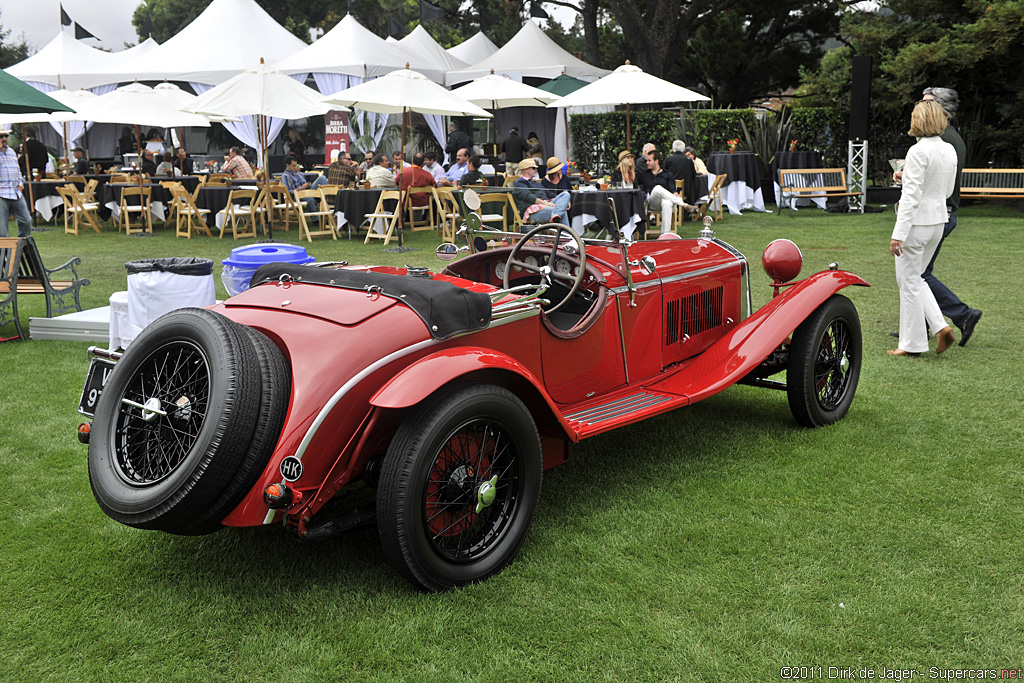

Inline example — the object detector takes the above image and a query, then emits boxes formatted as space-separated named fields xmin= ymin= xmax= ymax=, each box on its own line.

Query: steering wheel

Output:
xmin=503 ymin=222 xmax=587 ymax=314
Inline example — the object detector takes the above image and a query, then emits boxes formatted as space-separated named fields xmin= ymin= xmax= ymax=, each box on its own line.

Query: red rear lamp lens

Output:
xmin=77 ymin=422 xmax=91 ymax=444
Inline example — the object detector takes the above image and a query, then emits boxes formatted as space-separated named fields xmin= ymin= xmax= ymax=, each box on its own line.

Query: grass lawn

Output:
xmin=2 ymin=203 xmax=1022 ymax=681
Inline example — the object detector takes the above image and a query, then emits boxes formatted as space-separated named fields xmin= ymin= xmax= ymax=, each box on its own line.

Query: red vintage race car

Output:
xmin=78 ymin=211 xmax=868 ymax=592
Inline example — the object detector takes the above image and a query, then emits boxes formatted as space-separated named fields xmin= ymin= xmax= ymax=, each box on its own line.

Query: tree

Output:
xmin=0 ymin=11 xmax=31 ymax=69
xmin=801 ymin=0 xmax=1024 ymax=167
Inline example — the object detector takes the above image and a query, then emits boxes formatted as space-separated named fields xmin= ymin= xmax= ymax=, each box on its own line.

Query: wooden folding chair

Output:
xmin=478 ymin=192 xmax=513 ymax=231
xmin=56 ymin=186 xmax=103 ymax=235
xmin=433 ymin=187 xmax=460 ymax=242
xmin=207 ymin=173 xmax=232 ymax=186
xmin=170 ymin=186 xmax=213 ymax=239
xmin=698 ymin=173 xmax=726 ymax=222
xmin=404 ymin=186 xmax=437 ymax=232
xmin=81 ymin=179 xmax=99 ymax=204
xmin=364 ymin=190 xmax=401 ymax=246
xmin=649 ymin=179 xmax=687 ymax=233
xmin=160 ymin=181 xmax=183 ymax=225
xmin=294 ymin=188 xmax=338 ymax=242
xmin=217 ymin=188 xmax=261 ymax=239
xmin=119 ymin=186 xmax=152 ymax=235
xmin=266 ymin=183 xmax=298 ymax=232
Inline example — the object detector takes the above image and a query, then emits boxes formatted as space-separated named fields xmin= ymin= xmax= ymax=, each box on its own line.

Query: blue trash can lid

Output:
xmin=223 ymin=243 xmax=315 ymax=268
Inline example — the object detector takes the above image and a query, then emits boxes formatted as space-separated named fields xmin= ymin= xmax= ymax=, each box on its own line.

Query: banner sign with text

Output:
xmin=324 ymin=110 xmax=350 ymax=163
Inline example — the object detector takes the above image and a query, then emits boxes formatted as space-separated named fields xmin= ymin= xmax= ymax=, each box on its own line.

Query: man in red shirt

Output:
xmin=397 ymin=152 xmax=437 ymax=207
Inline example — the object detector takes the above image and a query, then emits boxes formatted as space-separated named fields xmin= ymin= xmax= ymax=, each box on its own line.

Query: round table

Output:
xmin=101 ymin=183 xmax=170 ymax=223
xmin=707 ymin=151 xmax=767 ymax=215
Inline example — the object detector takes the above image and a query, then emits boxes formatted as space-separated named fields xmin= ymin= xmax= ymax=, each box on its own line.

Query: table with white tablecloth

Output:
xmin=706 ymin=151 xmax=769 ymax=215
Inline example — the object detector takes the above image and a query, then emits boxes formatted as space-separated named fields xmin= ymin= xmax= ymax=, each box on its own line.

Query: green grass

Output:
xmin=2 ymin=205 xmax=1022 ymax=681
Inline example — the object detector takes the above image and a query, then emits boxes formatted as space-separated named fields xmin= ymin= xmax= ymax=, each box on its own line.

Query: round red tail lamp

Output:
xmin=762 ymin=239 xmax=803 ymax=283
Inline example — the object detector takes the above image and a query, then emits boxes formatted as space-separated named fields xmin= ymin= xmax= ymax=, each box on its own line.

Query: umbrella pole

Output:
xmin=21 ymin=124 xmax=36 ymax=227
xmin=626 ymin=103 xmax=631 ymax=152
xmin=398 ymin=106 xmax=406 ymax=248
xmin=263 ymin=114 xmax=273 ymax=241
xmin=135 ymin=125 xmax=149 ymax=235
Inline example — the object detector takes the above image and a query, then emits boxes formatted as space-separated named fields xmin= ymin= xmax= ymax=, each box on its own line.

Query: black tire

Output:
xmin=176 ymin=325 xmax=291 ymax=535
xmin=787 ymin=294 xmax=862 ymax=428
xmin=89 ymin=308 xmax=262 ymax=533
xmin=377 ymin=384 xmax=542 ymax=592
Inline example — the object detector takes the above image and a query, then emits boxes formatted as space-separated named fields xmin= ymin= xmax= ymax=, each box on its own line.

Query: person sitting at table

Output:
xmin=610 ymin=150 xmax=637 ymax=187
xmin=445 ymin=148 xmax=470 ymax=185
xmin=327 ymin=150 xmax=362 ymax=186
xmin=221 ymin=147 xmax=254 ymax=179
xmin=664 ymin=140 xmax=698 ymax=205
xmin=140 ymin=149 xmax=158 ymax=176
xmin=282 ymin=156 xmax=329 ymax=214
xmin=422 ymin=151 xmax=447 ymax=186
xmin=685 ymin=146 xmax=708 ymax=175
xmin=639 ymin=150 xmax=695 ymax=234
xmin=511 ymin=158 xmax=571 ymax=225
xmin=173 ymin=148 xmax=194 ymax=175
xmin=392 ymin=151 xmax=411 ymax=170
xmin=71 ymin=147 xmax=90 ymax=175
xmin=456 ymin=156 xmax=485 ymax=187
xmin=397 ymin=153 xmax=437 ymax=209
xmin=637 ymin=143 xmax=656 ymax=173
xmin=542 ymin=156 xmax=571 ymax=196
xmin=359 ymin=150 xmax=375 ymax=174
xmin=155 ymin=152 xmax=181 ymax=177
xmin=366 ymin=154 xmax=397 ymax=188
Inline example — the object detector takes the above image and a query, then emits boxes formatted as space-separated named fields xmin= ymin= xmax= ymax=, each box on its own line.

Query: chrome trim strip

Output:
xmin=711 ymin=238 xmax=751 ymax=320
xmin=88 ymin=346 xmax=123 ymax=362
xmin=293 ymin=338 xmax=438 ymax=462
xmin=608 ymin=261 xmax=739 ymax=296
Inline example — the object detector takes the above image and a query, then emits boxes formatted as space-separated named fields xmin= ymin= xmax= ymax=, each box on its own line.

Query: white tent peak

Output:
xmin=446 ymin=32 xmax=499 ymax=67
xmin=90 ymin=0 xmax=308 ymax=87
xmin=396 ymin=25 xmax=469 ymax=73
xmin=273 ymin=14 xmax=445 ymax=84
xmin=7 ymin=32 xmax=119 ymax=90
xmin=446 ymin=21 xmax=608 ymax=86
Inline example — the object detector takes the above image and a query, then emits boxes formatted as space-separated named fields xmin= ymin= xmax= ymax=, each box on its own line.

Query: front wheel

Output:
xmin=377 ymin=384 xmax=542 ymax=592
xmin=787 ymin=294 xmax=862 ymax=428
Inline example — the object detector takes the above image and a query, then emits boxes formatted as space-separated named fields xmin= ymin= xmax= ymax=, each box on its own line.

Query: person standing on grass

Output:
xmin=0 ymin=128 xmax=33 ymax=238
xmin=893 ymin=87 xmax=983 ymax=347
xmin=888 ymin=99 xmax=958 ymax=357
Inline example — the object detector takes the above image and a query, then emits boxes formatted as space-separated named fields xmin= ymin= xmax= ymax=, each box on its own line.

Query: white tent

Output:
xmin=7 ymin=32 xmax=120 ymax=91
xmin=446 ymin=22 xmax=608 ymax=86
xmin=89 ymin=0 xmax=308 ymax=87
xmin=395 ymin=26 xmax=468 ymax=73
xmin=446 ymin=32 xmax=499 ymax=67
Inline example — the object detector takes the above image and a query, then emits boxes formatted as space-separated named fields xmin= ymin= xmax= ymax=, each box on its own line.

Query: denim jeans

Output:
xmin=530 ymin=191 xmax=571 ymax=223
xmin=0 ymin=194 xmax=33 ymax=238
xmin=921 ymin=211 xmax=971 ymax=328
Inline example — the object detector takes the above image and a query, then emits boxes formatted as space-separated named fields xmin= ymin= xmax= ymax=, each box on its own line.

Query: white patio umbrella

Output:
xmin=547 ymin=61 xmax=710 ymax=150
xmin=322 ymin=67 xmax=492 ymax=247
xmin=451 ymin=70 xmax=558 ymax=109
xmin=184 ymin=59 xmax=338 ymax=238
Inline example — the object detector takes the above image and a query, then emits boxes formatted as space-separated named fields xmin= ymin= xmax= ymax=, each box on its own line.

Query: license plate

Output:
xmin=78 ymin=358 xmax=117 ymax=417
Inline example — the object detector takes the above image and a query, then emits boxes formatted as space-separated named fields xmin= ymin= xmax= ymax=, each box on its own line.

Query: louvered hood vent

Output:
xmin=666 ymin=287 xmax=724 ymax=345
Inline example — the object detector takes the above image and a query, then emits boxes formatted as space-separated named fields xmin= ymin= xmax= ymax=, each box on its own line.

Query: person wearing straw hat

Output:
xmin=542 ymin=156 xmax=571 ymax=196
xmin=0 ymin=128 xmax=33 ymax=238
xmin=511 ymin=157 xmax=571 ymax=225
xmin=611 ymin=150 xmax=637 ymax=187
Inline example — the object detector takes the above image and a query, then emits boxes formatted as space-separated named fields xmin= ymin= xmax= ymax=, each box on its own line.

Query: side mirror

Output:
xmin=639 ymin=255 xmax=657 ymax=275
xmin=464 ymin=188 xmax=481 ymax=211
xmin=435 ymin=243 xmax=468 ymax=261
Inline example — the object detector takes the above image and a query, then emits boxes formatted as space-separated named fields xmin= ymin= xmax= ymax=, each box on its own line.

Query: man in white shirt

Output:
xmin=445 ymin=148 xmax=469 ymax=185
xmin=365 ymin=154 xmax=396 ymax=188
xmin=423 ymin=151 xmax=447 ymax=186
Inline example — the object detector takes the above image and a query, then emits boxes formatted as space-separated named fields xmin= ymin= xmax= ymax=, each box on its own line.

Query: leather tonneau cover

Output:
xmin=250 ymin=264 xmax=492 ymax=340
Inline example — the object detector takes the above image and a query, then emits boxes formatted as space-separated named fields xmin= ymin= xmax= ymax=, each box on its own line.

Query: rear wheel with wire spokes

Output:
xmin=377 ymin=384 xmax=542 ymax=592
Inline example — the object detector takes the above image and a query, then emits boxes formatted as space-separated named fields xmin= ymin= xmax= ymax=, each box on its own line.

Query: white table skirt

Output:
xmin=104 ymin=201 xmax=166 ymax=224
xmin=706 ymin=173 xmax=769 ymax=215
xmin=34 ymin=195 xmax=63 ymax=222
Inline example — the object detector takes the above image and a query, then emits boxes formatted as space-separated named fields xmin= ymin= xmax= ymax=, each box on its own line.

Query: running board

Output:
xmin=562 ymin=389 xmax=689 ymax=440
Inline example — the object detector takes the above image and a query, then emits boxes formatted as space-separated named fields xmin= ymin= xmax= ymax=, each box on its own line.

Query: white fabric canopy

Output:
xmin=396 ymin=26 xmax=469 ymax=73
xmin=274 ymin=15 xmax=445 ymax=85
xmin=446 ymin=32 xmax=499 ymax=67
xmin=89 ymin=0 xmax=307 ymax=87
xmin=76 ymin=83 xmax=213 ymax=128
xmin=323 ymin=68 xmax=491 ymax=118
xmin=7 ymin=32 xmax=120 ymax=90
xmin=546 ymin=62 xmax=710 ymax=108
xmin=452 ymin=72 xmax=558 ymax=109
xmin=446 ymin=22 xmax=608 ymax=86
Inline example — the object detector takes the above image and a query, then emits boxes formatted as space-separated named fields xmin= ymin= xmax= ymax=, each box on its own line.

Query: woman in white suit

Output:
xmin=888 ymin=99 xmax=959 ymax=357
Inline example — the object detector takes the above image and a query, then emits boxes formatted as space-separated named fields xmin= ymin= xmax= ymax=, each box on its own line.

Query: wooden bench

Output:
xmin=778 ymin=168 xmax=861 ymax=217
xmin=0 ymin=237 xmax=90 ymax=341
xmin=960 ymin=168 xmax=1024 ymax=200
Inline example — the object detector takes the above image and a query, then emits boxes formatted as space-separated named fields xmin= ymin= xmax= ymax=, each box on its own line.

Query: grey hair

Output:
xmin=671 ymin=139 xmax=685 ymax=153
xmin=684 ymin=146 xmax=697 ymax=155
xmin=922 ymin=87 xmax=959 ymax=117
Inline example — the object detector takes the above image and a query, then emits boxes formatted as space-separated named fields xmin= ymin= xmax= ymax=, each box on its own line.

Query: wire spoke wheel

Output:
xmin=787 ymin=294 xmax=862 ymax=428
xmin=378 ymin=384 xmax=542 ymax=592
xmin=113 ymin=340 xmax=210 ymax=485
xmin=423 ymin=419 xmax=520 ymax=563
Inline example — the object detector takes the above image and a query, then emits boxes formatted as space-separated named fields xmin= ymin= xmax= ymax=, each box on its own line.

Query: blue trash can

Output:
xmin=221 ymin=244 xmax=315 ymax=297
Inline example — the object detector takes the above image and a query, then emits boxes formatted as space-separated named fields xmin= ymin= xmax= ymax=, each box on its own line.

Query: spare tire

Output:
xmin=89 ymin=307 xmax=263 ymax=534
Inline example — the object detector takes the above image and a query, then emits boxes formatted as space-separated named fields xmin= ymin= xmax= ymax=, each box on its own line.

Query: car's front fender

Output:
xmin=649 ymin=269 xmax=869 ymax=403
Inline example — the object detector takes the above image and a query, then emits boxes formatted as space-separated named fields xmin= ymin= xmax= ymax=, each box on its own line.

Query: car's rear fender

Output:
xmin=650 ymin=270 xmax=869 ymax=403
xmin=370 ymin=347 xmax=577 ymax=455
